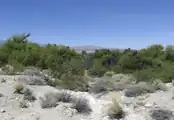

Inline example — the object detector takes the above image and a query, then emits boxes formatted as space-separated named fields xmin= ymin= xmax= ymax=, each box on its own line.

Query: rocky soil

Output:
xmin=0 ymin=73 xmax=174 ymax=120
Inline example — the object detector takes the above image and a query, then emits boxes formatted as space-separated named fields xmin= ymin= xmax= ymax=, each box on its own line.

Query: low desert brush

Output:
xmin=108 ymin=92 xmax=124 ymax=119
xmin=23 ymin=88 xmax=36 ymax=102
xmin=14 ymin=83 xmax=24 ymax=93
xmin=72 ymin=97 xmax=92 ymax=114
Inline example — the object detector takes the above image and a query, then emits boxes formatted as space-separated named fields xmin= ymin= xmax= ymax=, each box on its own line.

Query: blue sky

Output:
xmin=0 ymin=0 xmax=174 ymax=49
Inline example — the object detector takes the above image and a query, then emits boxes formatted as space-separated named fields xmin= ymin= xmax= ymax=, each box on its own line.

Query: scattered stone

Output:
xmin=56 ymin=103 xmax=77 ymax=117
xmin=64 ymin=108 xmax=77 ymax=117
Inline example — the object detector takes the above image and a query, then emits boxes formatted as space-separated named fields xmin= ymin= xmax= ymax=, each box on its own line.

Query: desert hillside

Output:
xmin=0 ymin=66 xmax=174 ymax=120
xmin=0 ymin=34 xmax=174 ymax=120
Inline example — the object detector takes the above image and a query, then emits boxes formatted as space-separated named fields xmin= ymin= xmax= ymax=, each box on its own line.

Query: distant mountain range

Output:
xmin=71 ymin=45 xmax=126 ymax=53
xmin=0 ymin=40 xmax=5 ymax=44
xmin=71 ymin=45 xmax=104 ymax=53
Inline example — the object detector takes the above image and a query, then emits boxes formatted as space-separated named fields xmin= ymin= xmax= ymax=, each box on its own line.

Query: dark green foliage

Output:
xmin=1 ymin=33 xmax=174 ymax=88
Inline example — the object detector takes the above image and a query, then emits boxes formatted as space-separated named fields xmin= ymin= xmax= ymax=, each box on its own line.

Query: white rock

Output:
xmin=64 ymin=108 xmax=77 ymax=117
xmin=0 ymin=108 xmax=6 ymax=113
xmin=145 ymin=103 xmax=153 ymax=108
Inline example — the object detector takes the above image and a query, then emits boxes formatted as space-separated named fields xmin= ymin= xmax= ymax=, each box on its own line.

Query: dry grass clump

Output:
xmin=13 ymin=83 xmax=24 ymax=93
xmin=39 ymin=91 xmax=74 ymax=108
xmin=108 ymin=92 xmax=124 ymax=119
xmin=39 ymin=91 xmax=92 ymax=114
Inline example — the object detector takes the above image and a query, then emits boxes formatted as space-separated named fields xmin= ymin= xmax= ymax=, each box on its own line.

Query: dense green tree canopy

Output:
xmin=1 ymin=33 xmax=174 ymax=83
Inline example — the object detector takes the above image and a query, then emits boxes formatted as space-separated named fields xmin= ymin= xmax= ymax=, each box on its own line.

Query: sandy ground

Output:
xmin=0 ymin=75 xmax=174 ymax=120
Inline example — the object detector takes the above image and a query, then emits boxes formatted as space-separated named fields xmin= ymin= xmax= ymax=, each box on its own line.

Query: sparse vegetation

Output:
xmin=39 ymin=91 xmax=74 ymax=108
xmin=39 ymin=91 xmax=91 ymax=114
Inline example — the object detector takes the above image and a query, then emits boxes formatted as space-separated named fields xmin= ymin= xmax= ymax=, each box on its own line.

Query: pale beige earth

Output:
xmin=0 ymin=75 xmax=174 ymax=120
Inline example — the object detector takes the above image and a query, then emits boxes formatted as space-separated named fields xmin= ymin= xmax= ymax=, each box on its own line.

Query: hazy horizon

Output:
xmin=0 ymin=0 xmax=174 ymax=49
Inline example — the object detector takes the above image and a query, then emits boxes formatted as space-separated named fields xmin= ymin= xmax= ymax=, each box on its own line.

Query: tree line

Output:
xmin=1 ymin=33 xmax=174 ymax=85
